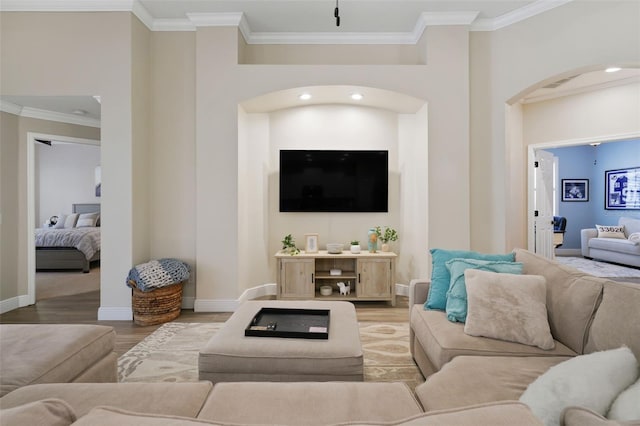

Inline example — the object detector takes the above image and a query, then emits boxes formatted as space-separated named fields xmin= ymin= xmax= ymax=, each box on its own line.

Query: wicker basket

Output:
xmin=130 ymin=280 xmax=184 ymax=326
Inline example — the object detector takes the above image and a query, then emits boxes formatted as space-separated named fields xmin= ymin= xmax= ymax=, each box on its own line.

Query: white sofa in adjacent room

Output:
xmin=581 ymin=216 xmax=640 ymax=268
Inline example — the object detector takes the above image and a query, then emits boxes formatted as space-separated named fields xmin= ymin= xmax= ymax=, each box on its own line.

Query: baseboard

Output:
xmin=556 ymin=248 xmax=582 ymax=257
xmin=98 ymin=306 xmax=133 ymax=321
xmin=0 ymin=296 xmax=20 ymax=314
xmin=395 ymin=283 xmax=409 ymax=297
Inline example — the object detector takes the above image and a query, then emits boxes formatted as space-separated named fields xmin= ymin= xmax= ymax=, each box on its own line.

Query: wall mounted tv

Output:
xmin=279 ymin=150 xmax=388 ymax=212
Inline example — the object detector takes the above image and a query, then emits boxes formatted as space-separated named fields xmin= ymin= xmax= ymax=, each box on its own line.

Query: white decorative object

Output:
xmin=350 ymin=244 xmax=361 ymax=254
xmin=337 ymin=281 xmax=350 ymax=295
xmin=330 ymin=269 xmax=342 ymax=276
xmin=326 ymin=243 xmax=344 ymax=254
xmin=320 ymin=285 xmax=332 ymax=296
xmin=305 ymin=233 xmax=319 ymax=253
xmin=519 ymin=347 xmax=639 ymax=426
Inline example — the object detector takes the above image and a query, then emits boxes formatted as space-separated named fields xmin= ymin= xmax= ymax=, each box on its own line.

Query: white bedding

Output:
xmin=35 ymin=227 xmax=101 ymax=260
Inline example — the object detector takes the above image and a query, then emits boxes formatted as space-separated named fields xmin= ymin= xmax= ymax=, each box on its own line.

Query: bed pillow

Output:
xmin=76 ymin=212 xmax=99 ymax=228
xmin=596 ymin=225 xmax=626 ymax=239
xmin=520 ymin=346 xmax=639 ymax=426
xmin=464 ymin=269 xmax=554 ymax=350
xmin=63 ymin=213 xmax=79 ymax=229
xmin=53 ymin=214 xmax=67 ymax=229
xmin=424 ymin=249 xmax=516 ymax=311
xmin=444 ymin=258 xmax=523 ymax=323
xmin=607 ymin=376 xmax=640 ymax=421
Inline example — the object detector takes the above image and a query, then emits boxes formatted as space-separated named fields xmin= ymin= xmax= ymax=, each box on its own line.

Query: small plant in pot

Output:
xmin=379 ymin=227 xmax=398 ymax=252
xmin=350 ymin=240 xmax=361 ymax=254
xmin=281 ymin=234 xmax=300 ymax=255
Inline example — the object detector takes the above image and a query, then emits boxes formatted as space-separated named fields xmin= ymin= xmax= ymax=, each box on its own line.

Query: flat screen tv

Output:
xmin=279 ymin=150 xmax=388 ymax=212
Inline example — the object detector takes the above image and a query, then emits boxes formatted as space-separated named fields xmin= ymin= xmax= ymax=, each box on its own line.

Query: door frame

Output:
xmin=527 ymin=131 xmax=640 ymax=254
xmin=26 ymin=132 xmax=101 ymax=305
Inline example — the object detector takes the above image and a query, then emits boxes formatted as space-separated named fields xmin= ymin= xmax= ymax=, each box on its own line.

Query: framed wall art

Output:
xmin=304 ymin=233 xmax=319 ymax=253
xmin=605 ymin=167 xmax=640 ymax=210
xmin=562 ymin=179 xmax=589 ymax=202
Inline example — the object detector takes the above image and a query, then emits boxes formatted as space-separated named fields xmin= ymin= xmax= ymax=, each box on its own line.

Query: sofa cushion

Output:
xmin=0 ymin=324 xmax=115 ymax=397
xmin=608 ymin=376 xmax=640 ymax=421
xmin=464 ymin=270 xmax=554 ymax=350
xmin=0 ymin=399 xmax=76 ymax=426
xmin=73 ymin=407 xmax=229 ymax=426
xmin=410 ymin=307 xmax=575 ymax=372
xmin=444 ymin=258 xmax=523 ymax=323
xmin=596 ymin=225 xmax=626 ymax=239
xmin=0 ymin=382 xmax=213 ymax=418
xmin=589 ymin=237 xmax=640 ymax=255
xmin=414 ymin=355 xmax=570 ymax=411
xmin=425 ymin=249 xmax=515 ymax=311
xmin=514 ymin=249 xmax=603 ymax=354
xmin=336 ymin=402 xmax=543 ymax=426
xmin=620 ymin=217 xmax=640 ymax=236
xmin=561 ymin=406 xmax=640 ymax=426
xmin=520 ymin=347 xmax=639 ymax=426
xmin=198 ymin=382 xmax=422 ymax=426
xmin=584 ymin=280 xmax=640 ymax=360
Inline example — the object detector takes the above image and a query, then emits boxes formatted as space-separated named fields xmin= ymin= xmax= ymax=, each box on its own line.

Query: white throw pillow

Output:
xmin=53 ymin=214 xmax=67 ymax=229
xmin=519 ymin=347 xmax=639 ymax=426
xmin=608 ymin=377 xmax=640 ymax=421
xmin=63 ymin=213 xmax=79 ymax=229
xmin=596 ymin=225 xmax=626 ymax=239
xmin=464 ymin=269 xmax=554 ymax=350
xmin=76 ymin=212 xmax=99 ymax=228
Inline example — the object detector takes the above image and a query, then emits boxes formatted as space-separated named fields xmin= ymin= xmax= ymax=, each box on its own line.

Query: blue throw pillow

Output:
xmin=424 ymin=249 xmax=516 ymax=311
xmin=445 ymin=258 xmax=523 ymax=323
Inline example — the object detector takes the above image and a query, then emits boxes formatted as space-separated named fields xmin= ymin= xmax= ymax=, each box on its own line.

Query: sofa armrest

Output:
xmin=581 ymin=228 xmax=598 ymax=257
xmin=409 ymin=279 xmax=430 ymax=308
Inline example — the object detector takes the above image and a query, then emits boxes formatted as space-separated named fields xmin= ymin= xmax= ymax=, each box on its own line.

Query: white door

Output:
xmin=532 ymin=149 xmax=556 ymax=259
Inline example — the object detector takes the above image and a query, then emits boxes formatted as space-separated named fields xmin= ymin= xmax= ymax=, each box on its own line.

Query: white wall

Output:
xmin=36 ymin=142 xmax=100 ymax=226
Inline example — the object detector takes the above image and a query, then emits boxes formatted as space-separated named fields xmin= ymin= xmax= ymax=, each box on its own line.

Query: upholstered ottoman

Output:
xmin=198 ymin=300 xmax=363 ymax=382
xmin=0 ymin=324 xmax=117 ymax=397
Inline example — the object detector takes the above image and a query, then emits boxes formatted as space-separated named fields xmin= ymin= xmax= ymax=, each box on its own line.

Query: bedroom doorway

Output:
xmin=26 ymin=124 xmax=101 ymax=305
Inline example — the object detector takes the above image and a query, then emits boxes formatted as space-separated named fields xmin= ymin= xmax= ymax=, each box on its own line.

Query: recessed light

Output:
xmin=299 ymin=93 xmax=312 ymax=100
xmin=605 ymin=67 xmax=621 ymax=73
xmin=350 ymin=93 xmax=363 ymax=101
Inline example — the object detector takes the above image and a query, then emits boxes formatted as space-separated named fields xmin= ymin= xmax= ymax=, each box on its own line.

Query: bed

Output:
xmin=35 ymin=203 xmax=101 ymax=273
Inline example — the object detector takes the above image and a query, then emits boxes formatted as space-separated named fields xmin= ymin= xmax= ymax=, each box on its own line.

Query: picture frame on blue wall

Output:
xmin=562 ymin=179 xmax=589 ymax=202
xmin=605 ymin=167 xmax=640 ymax=210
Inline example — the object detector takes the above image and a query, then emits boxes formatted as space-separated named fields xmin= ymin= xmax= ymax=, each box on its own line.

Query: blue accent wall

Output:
xmin=547 ymin=139 xmax=640 ymax=249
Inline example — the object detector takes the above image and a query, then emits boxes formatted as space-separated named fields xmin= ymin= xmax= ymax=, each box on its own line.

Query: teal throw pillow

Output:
xmin=445 ymin=258 xmax=523 ymax=323
xmin=424 ymin=249 xmax=516 ymax=311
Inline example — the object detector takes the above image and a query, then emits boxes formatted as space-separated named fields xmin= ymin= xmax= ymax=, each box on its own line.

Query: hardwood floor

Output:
xmin=0 ymin=290 xmax=410 ymax=357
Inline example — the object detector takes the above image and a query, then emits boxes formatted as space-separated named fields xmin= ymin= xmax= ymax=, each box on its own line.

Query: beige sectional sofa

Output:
xmin=409 ymin=248 xmax=640 ymax=414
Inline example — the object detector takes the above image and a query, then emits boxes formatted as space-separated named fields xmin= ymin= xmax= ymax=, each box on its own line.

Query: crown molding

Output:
xmin=471 ymin=0 xmax=573 ymax=31
xmin=521 ymin=75 xmax=640 ymax=105
xmin=1 ymin=0 xmax=574 ymax=43
xmin=0 ymin=101 xmax=100 ymax=128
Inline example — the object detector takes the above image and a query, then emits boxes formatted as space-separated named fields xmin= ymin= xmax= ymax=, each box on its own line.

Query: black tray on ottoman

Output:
xmin=245 ymin=307 xmax=330 ymax=339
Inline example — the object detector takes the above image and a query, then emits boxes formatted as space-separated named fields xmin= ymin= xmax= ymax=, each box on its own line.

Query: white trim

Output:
xmin=395 ymin=283 xmax=409 ymax=297
xmin=26 ymin=132 xmax=101 ymax=308
xmin=556 ymin=249 xmax=582 ymax=257
xmin=0 ymin=101 xmax=100 ymax=128
xmin=0 ymin=296 xmax=20 ymax=314
xmin=98 ymin=306 xmax=133 ymax=321
xmin=521 ymin=76 xmax=640 ymax=105
xmin=194 ymin=298 xmax=239 ymax=312
xmin=472 ymin=0 xmax=573 ymax=31
xmin=238 ymin=283 xmax=277 ymax=303
xmin=2 ymin=0 xmax=574 ymax=43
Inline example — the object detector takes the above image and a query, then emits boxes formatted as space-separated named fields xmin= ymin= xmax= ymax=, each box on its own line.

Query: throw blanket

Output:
xmin=127 ymin=259 xmax=190 ymax=292
xmin=35 ymin=227 xmax=101 ymax=260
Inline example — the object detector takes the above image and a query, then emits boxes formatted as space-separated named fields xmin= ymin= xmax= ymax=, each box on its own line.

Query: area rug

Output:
xmin=554 ymin=256 xmax=640 ymax=278
xmin=118 ymin=322 xmax=424 ymax=391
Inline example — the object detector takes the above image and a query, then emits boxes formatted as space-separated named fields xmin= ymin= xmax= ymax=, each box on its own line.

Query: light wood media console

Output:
xmin=275 ymin=250 xmax=397 ymax=306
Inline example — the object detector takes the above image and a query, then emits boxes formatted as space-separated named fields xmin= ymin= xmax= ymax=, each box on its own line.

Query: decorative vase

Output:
xmin=367 ymin=228 xmax=378 ymax=253
xmin=381 ymin=243 xmax=390 ymax=252
xmin=350 ymin=244 xmax=361 ymax=254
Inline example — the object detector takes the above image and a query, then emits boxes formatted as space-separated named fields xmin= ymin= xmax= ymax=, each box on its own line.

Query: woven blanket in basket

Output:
xmin=126 ymin=258 xmax=190 ymax=292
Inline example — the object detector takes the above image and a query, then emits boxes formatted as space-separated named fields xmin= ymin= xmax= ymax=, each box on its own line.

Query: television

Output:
xmin=279 ymin=150 xmax=388 ymax=212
